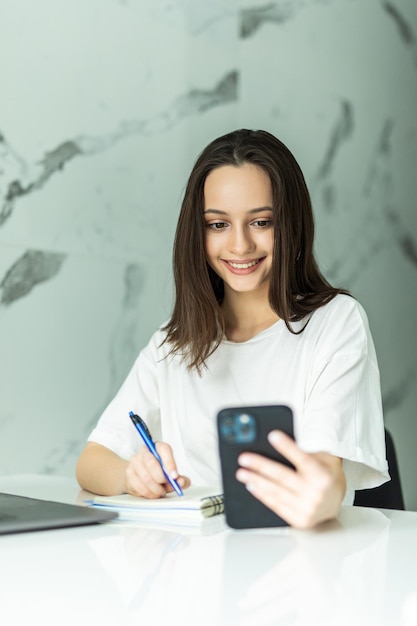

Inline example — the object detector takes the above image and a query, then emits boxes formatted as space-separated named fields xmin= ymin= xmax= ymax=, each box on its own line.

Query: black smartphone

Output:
xmin=217 ymin=404 xmax=294 ymax=529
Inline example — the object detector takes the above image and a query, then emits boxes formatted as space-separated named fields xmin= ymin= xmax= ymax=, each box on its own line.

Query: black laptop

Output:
xmin=0 ymin=492 xmax=118 ymax=535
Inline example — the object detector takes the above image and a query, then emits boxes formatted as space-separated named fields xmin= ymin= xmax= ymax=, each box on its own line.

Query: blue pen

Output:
xmin=128 ymin=411 xmax=184 ymax=496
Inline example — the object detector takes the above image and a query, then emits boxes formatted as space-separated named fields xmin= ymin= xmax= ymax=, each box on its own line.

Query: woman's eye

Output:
xmin=208 ymin=222 xmax=227 ymax=230
xmin=253 ymin=220 xmax=272 ymax=228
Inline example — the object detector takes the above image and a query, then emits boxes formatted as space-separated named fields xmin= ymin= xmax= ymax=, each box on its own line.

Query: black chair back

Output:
xmin=354 ymin=428 xmax=405 ymax=510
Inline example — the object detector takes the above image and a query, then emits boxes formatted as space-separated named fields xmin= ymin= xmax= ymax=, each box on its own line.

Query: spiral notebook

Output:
xmin=86 ymin=486 xmax=224 ymax=525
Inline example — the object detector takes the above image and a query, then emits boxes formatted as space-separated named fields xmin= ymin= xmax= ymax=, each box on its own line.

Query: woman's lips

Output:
xmin=222 ymin=258 xmax=265 ymax=273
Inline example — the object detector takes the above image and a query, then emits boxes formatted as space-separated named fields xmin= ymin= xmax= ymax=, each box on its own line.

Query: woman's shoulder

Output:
xmin=313 ymin=293 xmax=367 ymax=322
xmin=305 ymin=293 xmax=373 ymax=353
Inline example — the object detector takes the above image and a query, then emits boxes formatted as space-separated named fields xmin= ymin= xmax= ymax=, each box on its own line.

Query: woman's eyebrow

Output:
xmin=203 ymin=207 xmax=272 ymax=215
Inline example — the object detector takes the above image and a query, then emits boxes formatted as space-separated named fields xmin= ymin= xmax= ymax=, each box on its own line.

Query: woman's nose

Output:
xmin=228 ymin=225 xmax=254 ymax=254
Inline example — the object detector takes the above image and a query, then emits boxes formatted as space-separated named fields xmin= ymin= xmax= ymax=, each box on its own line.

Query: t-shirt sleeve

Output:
xmin=296 ymin=298 xmax=390 ymax=501
xmin=87 ymin=332 xmax=162 ymax=461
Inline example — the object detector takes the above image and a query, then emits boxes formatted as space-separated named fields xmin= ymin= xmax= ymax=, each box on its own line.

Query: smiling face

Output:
xmin=204 ymin=163 xmax=274 ymax=299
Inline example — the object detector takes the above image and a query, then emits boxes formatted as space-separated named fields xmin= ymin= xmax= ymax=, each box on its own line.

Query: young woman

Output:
xmin=76 ymin=129 xmax=389 ymax=529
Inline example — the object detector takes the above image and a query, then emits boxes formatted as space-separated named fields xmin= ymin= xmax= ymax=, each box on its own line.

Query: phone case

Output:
xmin=217 ymin=404 xmax=294 ymax=529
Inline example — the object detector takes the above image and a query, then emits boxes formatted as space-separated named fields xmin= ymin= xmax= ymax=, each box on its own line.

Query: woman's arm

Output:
xmin=76 ymin=442 xmax=129 ymax=496
xmin=76 ymin=441 xmax=191 ymax=497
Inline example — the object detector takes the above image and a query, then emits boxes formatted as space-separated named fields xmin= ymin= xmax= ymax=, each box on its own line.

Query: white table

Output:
xmin=0 ymin=474 xmax=416 ymax=626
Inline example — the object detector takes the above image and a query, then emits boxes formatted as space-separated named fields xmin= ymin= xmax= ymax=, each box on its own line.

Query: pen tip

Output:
xmin=129 ymin=411 xmax=134 ymax=417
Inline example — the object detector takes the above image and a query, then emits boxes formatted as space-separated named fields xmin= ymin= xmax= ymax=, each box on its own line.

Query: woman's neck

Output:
xmin=222 ymin=290 xmax=280 ymax=343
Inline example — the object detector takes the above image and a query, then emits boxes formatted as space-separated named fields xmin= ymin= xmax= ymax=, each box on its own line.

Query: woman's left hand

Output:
xmin=236 ymin=430 xmax=346 ymax=529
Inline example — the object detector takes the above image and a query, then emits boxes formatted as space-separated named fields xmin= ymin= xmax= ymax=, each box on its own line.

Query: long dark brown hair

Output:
xmin=163 ymin=129 xmax=349 ymax=372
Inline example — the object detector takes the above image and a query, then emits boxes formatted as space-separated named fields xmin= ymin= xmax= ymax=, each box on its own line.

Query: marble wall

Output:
xmin=0 ymin=0 xmax=416 ymax=509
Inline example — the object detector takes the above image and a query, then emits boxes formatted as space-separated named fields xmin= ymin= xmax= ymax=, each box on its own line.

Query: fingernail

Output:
xmin=170 ymin=470 xmax=179 ymax=479
xmin=238 ymin=454 xmax=251 ymax=467
xmin=268 ymin=430 xmax=282 ymax=445
xmin=236 ymin=469 xmax=252 ymax=487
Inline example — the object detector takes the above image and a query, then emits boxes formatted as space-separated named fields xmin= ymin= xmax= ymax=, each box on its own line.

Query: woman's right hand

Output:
xmin=125 ymin=441 xmax=191 ymax=498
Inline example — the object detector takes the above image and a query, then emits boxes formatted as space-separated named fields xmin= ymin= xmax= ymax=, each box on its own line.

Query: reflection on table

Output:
xmin=0 ymin=475 xmax=416 ymax=626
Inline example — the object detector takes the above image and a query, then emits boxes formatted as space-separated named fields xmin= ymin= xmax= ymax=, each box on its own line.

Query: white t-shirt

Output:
xmin=88 ymin=294 xmax=389 ymax=504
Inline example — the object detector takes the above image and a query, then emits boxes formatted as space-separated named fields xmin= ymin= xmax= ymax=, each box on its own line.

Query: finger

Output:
xmin=178 ymin=476 xmax=192 ymax=490
xmin=153 ymin=442 xmax=192 ymax=492
xmin=237 ymin=451 xmax=301 ymax=494
xmin=160 ymin=473 xmax=192 ymax=494
xmin=143 ymin=443 xmax=193 ymax=496
xmin=236 ymin=470 xmax=317 ymax=529
xmin=142 ymin=446 xmax=171 ymax=483
xmin=238 ymin=461 xmax=342 ymax=529
xmin=125 ymin=464 xmax=166 ymax=498
xmin=165 ymin=474 xmax=192 ymax=494
xmin=154 ymin=441 xmax=181 ymax=481
xmin=236 ymin=470 xmax=294 ymax=523
xmin=267 ymin=430 xmax=312 ymax=470
xmin=127 ymin=449 xmax=168 ymax=498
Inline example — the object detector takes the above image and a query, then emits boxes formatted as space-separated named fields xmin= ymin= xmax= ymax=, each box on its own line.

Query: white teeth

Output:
xmin=228 ymin=260 xmax=259 ymax=269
